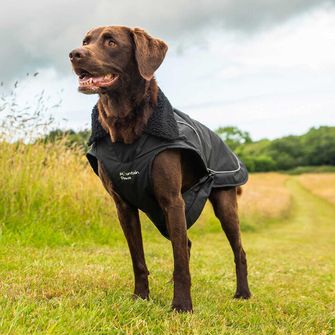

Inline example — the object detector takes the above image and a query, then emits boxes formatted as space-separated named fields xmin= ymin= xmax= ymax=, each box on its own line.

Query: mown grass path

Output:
xmin=0 ymin=177 xmax=334 ymax=334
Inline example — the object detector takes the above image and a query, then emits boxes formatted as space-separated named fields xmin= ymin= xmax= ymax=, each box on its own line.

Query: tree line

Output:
xmin=216 ymin=126 xmax=335 ymax=172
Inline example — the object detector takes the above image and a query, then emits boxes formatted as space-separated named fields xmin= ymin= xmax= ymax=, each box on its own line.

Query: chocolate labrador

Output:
xmin=69 ymin=26 xmax=251 ymax=312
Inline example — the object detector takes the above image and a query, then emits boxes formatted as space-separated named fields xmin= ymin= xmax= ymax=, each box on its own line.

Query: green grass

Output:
xmin=286 ymin=165 xmax=335 ymax=175
xmin=0 ymin=176 xmax=334 ymax=334
xmin=0 ymin=142 xmax=334 ymax=333
xmin=0 ymin=141 xmax=122 ymax=247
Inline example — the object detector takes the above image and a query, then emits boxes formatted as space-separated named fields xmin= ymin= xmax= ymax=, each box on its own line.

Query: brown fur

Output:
xmin=70 ymin=26 xmax=250 ymax=312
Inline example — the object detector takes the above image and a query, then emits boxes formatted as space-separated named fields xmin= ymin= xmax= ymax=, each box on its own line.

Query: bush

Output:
xmin=241 ymin=155 xmax=276 ymax=172
xmin=253 ymin=156 xmax=277 ymax=172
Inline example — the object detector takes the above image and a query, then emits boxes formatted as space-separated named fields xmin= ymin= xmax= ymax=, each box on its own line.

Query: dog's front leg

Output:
xmin=98 ymin=162 xmax=149 ymax=299
xmin=114 ymin=196 xmax=149 ymax=299
xmin=152 ymin=151 xmax=193 ymax=312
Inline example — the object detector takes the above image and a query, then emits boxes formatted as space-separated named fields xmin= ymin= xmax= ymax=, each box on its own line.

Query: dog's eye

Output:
xmin=108 ymin=39 xmax=117 ymax=47
xmin=82 ymin=39 xmax=89 ymax=46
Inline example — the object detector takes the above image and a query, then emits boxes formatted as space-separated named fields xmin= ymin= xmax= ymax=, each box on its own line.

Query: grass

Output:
xmin=238 ymin=173 xmax=292 ymax=231
xmin=298 ymin=173 xmax=335 ymax=206
xmin=0 ymin=141 xmax=334 ymax=334
xmin=0 ymin=141 xmax=121 ymax=246
xmin=286 ymin=165 xmax=335 ymax=175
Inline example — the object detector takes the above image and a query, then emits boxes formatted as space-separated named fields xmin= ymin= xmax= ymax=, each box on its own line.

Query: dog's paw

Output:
xmin=171 ymin=301 xmax=193 ymax=313
xmin=132 ymin=292 xmax=149 ymax=300
xmin=233 ymin=290 xmax=251 ymax=299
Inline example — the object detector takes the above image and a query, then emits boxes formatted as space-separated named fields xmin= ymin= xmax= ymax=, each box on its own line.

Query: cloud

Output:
xmin=1 ymin=0 xmax=335 ymax=81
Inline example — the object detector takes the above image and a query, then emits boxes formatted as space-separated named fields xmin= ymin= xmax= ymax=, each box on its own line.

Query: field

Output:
xmin=298 ymin=174 xmax=335 ymax=206
xmin=0 ymin=142 xmax=334 ymax=334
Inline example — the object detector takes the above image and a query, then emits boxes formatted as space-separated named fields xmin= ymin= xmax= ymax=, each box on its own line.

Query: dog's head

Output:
xmin=69 ymin=26 xmax=168 ymax=94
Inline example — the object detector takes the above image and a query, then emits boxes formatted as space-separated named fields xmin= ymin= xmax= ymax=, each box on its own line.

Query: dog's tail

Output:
xmin=236 ymin=186 xmax=243 ymax=196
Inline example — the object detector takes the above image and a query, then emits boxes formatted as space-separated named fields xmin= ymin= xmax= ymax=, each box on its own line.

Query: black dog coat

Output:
xmin=87 ymin=89 xmax=248 ymax=238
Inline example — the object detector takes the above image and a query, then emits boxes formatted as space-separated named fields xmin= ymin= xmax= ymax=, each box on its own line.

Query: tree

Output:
xmin=215 ymin=126 xmax=252 ymax=150
xmin=42 ymin=129 xmax=90 ymax=150
xmin=267 ymin=136 xmax=303 ymax=170
xmin=301 ymin=126 xmax=335 ymax=165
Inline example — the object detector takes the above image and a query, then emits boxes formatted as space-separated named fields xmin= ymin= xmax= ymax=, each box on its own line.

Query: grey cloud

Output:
xmin=1 ymin=0 xmax=334 ymax=81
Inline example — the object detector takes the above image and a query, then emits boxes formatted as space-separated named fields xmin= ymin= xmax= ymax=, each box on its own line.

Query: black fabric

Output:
xmin=173 ymin=109 xmax=248 ymax=188
xmin=86 ymin=89 xmax=248 ymax=238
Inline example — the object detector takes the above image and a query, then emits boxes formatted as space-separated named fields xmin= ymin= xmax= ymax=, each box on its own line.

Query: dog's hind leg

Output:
xmin=209 ymin=187 xmax=251 ymax=299
xmin=98 ymin=162 xmax=149 ymax=300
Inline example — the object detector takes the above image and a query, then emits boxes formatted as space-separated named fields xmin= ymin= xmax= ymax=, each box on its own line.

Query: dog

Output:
xmin=69 ymin=26 xmax=251 ymax=312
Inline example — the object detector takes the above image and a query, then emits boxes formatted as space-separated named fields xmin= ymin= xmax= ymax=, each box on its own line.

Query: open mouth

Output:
xmin=78 ymin=70 xmax=119 ymax=90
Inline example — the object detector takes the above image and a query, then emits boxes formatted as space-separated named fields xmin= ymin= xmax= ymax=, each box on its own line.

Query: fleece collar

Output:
xmin=88 ymin=88 xmax=179 ymax=145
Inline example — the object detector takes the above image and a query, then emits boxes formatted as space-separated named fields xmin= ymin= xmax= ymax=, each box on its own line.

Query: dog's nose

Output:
xmin=69 ymin=48 xmax=85 ymax=62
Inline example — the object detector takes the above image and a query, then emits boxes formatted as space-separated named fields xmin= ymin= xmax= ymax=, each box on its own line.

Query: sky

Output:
xmin=1 ymin=0 xmax=335 ymax=140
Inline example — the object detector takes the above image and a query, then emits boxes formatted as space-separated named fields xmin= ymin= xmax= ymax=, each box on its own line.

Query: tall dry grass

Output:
xmin=0 ymin=140 xmax=120 ymax=246
xmin=298 ymin=173 xmax=335 ymax=205
xmin=238 ymin=173 xmax=292 ymax=229
xmin=185 ymin=173 xmax=292 ymax=234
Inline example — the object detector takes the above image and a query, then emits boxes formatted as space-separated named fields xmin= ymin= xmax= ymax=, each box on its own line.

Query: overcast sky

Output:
xmin=1 ymin=0 xmax=335 ymax=139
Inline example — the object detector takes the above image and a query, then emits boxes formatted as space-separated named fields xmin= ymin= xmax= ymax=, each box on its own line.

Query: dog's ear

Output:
xmin=132 ymin=28 xmax=168 ymax=80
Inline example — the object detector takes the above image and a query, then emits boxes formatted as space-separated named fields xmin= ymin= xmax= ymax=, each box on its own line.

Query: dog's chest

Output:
xmin=95 ymin=134 xmax=153 ymax=193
